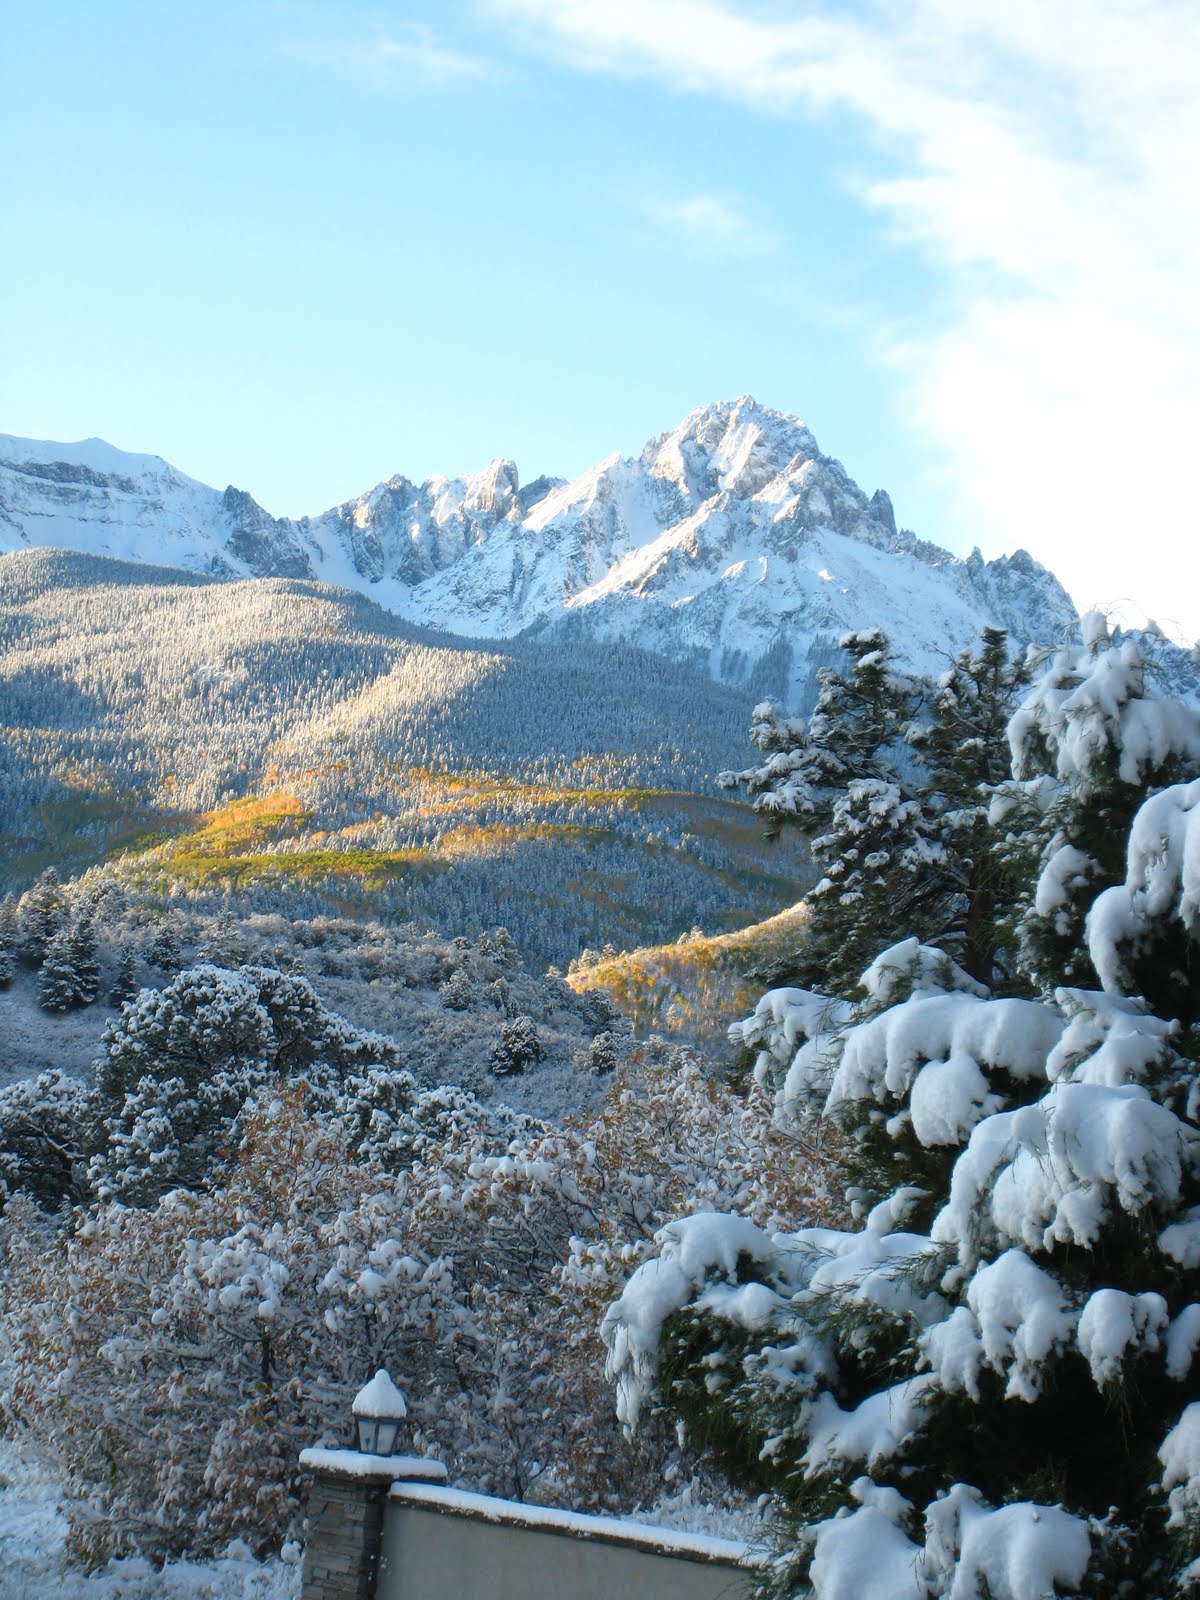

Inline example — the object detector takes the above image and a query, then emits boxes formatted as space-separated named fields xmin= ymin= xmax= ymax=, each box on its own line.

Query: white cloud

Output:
xmin=637 ymin=191 xmax=777 ymax=255
xmin=491 ymin=0 xmax=1200 ymax=639
xmin=287 ymin=22 xmax=498 ymax=90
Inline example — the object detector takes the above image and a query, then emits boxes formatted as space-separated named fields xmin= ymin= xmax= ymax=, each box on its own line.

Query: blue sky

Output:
xmin=2 ymin=1 xmax=1197 ymax=638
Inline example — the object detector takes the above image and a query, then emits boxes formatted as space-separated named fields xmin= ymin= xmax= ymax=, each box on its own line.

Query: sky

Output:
xmin=1 ymin=0 xmax=1197 ymax=640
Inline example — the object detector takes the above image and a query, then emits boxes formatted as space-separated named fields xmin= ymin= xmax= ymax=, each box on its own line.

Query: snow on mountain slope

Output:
xmin=0 ymin=432 xmax=315 ymax=578
xmin=0 ymin=400 xmax=1077 ymax=707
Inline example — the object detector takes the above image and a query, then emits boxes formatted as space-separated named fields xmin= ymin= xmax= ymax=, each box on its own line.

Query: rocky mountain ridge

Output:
xmin=0 ymin=399 xmax=1078 ymax=707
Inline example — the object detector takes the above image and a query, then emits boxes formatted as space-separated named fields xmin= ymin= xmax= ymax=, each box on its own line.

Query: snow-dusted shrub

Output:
xmin=335 ymin=1068 xmax=540 ymax=1172
xmin=0 ymin=1069 xmax=94 ymax=1207
xmin=0 ymin=1047 xmax=840 ymax=1563
xmin=604 ymin=622 xmax=1200 ymax=1597
xmin=92 ymin=964 xmax=400 ymax=1202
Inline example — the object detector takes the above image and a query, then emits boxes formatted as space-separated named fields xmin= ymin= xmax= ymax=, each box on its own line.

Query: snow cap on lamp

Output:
xmin=352 ymin=1369 xmax=407 ymax=1457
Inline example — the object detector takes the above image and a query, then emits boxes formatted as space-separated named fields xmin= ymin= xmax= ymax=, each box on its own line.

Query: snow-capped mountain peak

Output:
xmin=0 ymin=405 xmax=1078 ymax=707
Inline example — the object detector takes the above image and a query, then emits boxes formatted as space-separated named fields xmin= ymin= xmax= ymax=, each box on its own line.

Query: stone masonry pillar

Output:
xmin=299 ymin=1448 xmax=448 ymax=1600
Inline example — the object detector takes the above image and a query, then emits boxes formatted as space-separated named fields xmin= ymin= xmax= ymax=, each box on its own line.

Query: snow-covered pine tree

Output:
xmin=912 ymin=626 xmax=1032 ymax=984
xmin=588 ymin=1030 xmax=620 ymax=1074
xmin=108 ymin=945 xmax=139 ymax=1007
xmin=0 ymin=1069 xmax=92 ymax=1206
xmin=0 ymin=893 xmax=16 ymax=987
xmin=722 ymin=630 xmax=932 ymax=994
xmin=491 ymin=926 xmax=520 ymax=968
xmin=197 ymin=910 xmax=245 ymax=967
xmin=438 ymin=966 xmax=475 ymax=1010
xmin=603 ymin=624 xmax=1200 ymax=1598
xmin=725 ymin=629 xmax=1029 ymax=993
xmin=490 ymin=1014 xmax=543 ymax=1076
xmin=18 ymin=866 xmax=65 ymax=967
xmin=146 ymin=918 xmax=182 ymax=973
xmin=38 ymin=916 xmax=100 ymax=1012
xmin=0 ymin=891 xmax=20 ymax=967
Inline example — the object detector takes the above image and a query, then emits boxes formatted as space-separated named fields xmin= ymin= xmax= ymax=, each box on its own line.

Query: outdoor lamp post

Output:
xmin=300 ymin=1368 xmax=445 ymax=1599
xmin=352 ymin=1368 xmax=408 ymax=1457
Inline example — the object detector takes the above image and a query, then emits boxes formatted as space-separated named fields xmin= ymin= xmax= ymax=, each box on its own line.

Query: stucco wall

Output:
xmin=377 ymin=1485 xmax=757 ymax=1600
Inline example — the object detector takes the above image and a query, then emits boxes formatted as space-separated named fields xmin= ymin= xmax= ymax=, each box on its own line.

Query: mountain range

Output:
xmin=0 ymin=398 xmax=1077 ymax=709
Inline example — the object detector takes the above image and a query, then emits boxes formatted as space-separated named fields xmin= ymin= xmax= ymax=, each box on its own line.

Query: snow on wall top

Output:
xmin=299 ymin=1447 xmax=446 ymax=1481
xmin=388 ymin=1481 xmax=766 ymax=1565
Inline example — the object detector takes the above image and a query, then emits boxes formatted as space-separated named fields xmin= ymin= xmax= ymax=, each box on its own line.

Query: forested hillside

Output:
xmin=567 ymin=902 xmax=807 ymax=1056
xmin=0 ymin=548 xmax=806 ymax=965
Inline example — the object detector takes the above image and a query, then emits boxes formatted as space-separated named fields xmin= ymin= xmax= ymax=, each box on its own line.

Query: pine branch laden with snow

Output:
xmin=996 ymin=612 xmax=1200 ymax=996
xmin=603 ymin=623 xmax=1200 ymax=1598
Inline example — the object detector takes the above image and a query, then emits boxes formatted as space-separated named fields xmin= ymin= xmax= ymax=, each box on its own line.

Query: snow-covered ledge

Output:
xmin=387 ymin=1482 xmax=760 ymax=1566
xmin=299 ymin=1448 xmax=448 ymax=1485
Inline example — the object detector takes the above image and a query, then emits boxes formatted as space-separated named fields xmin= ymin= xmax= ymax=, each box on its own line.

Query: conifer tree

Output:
xmin=108 ymin=945 xmax=139 ymax=1008
xmin=197 ymin=910 xmax=245 ymax=967
xmin=489 ymin=976 xmax=513 ymax=1014
xmin=38 ymin=916 xmax=100 ymax=1012
xmin=995 ymin=614 xmax=1200 ymax=997
xmin=0 ymin=1070 xmax=92 ymax=1206
xmin=147 ymin=919 xmax=182 ymax=973
xmin=724 ymin=630 xmax=930 ymax=993
xmin=727 ymin=628 xmax=1030 ymax=992
xmin=492 ymin=926 xmax=519 ymax=969
xmin=0 ymin=894 xmax=17 ymax=988
xmin=914 ymin=626 xmax=1032 ymax=983
xmin=588 ymin=1031 xmax=619 ymax=1075
xmin=19 ymin=867 xmax=65 ymax=967
xmin=93 ymin=964 xmax=401 ymax=1202
xmin=0 ymin=892 xmax=19 ymax=958
xmin=438 ymin=966 xmax=475 ymax=1010
xmin=605 ymin=626 xmax=1200 ymax=1597
xmin=490 ymin=1015 xmax=543 ymax=1076
xmin=69 ymin=913 xmax=100 ymax=1003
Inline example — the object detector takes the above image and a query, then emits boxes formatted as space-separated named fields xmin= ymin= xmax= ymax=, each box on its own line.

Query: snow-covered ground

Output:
xmin=0 ymin=975 xmax=112 ymax=1085
xmin=0 ymin=1445 xmax=299 ymax=1599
